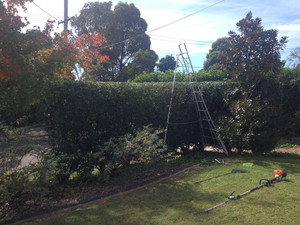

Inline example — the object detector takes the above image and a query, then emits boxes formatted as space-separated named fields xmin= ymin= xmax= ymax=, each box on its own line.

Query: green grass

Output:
xmin=276 ymin=143 xmax=300 ymax=149
xmin=276 ymin=137 xmax=300 ymax=149
xmin=27 ymin=157 xmax=300 ymax=225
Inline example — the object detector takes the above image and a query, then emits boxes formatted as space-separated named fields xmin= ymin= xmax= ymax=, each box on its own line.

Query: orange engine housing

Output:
xmin=273 ymin=170 xmax=287 ymax=178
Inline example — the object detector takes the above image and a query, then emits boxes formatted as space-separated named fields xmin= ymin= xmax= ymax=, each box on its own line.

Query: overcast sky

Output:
xmin=22 ymin=0 xmax=300 ymax=69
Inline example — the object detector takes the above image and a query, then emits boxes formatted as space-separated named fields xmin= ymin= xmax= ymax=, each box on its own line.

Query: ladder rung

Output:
xmin=203 ymin=128 xmax=218 ymax=132
xmin=203 ymin=135 xmax=219 ymax=140
xmin=165 ymin=43 xmax=228 ymax=156
xmin=201 ymin=119 xmax=212 ymax=122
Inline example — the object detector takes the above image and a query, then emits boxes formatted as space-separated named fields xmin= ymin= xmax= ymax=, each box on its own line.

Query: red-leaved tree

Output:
xmin=0 ymin=0 xmax=108 ymax=121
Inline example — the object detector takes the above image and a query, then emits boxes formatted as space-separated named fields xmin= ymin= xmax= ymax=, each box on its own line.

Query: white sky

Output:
xmin=21 ymin=0 xmax=300 ymax=69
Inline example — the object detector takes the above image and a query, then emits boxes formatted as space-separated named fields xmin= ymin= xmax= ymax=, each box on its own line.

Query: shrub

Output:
xmin=0 ymin=144 xmax=57 ymax=206
xmin=91 ymin=126 xmax=167 ymax=177
xmin=219 ymin=99 xmax=281 ymax=153
xmin=48 ymin=125 xmax=167 ymax=183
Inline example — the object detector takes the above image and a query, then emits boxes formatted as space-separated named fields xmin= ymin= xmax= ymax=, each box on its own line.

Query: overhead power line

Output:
xmin=151 ymin=37 xmax=210 ymax=46
xmin=149 ymin=34 xmax=213 ymax=44
xmin=100 ymin=0 xmax=226 ymax=49
xmin=32 ymin=2 xmax=61 ymax=21
xmin=150 ymin=37 xmax=211 ymax=46
xmin=147 ymin=0 xmax=226 ymax=34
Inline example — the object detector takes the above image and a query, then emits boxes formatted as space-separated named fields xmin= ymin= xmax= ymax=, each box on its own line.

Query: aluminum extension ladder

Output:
xmin=164 ymin=43 xmax=228 ymax=156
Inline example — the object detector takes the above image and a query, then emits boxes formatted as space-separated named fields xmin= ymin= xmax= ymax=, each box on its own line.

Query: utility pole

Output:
xmin=64 ymin=0 xmax=68 ymax=31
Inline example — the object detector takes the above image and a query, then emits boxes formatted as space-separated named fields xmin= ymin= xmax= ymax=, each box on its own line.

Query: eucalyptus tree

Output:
xmin=72 ymin=1 xmax=153 ymax=81
xmin=157 ymin=55 xmax=176 ymax=72
xmin=120 ymin=49 xmax=158 ymax=81
xmin=287 ymin=47 xmax=300 ymax=68
xmin=203 ymin=37 xmax=229 ymax=71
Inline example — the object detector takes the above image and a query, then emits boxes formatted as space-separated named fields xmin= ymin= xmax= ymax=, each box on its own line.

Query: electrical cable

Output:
xmin=149 ymin=34 xmax=212 ymax=44
xmin=147 ymin=0 xmax=226 ymax=34
xmin=32 ymin=2 xmax=61 ymax=21
xmin=99 ymin=0 xmax=226 ymax=49
xmin=151 ymin=37 xmax=211 ymax=46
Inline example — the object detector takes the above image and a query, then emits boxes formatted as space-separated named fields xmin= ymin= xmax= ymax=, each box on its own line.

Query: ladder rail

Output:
xmin=183 ymin=43 xmax=196 ymax=79
xmin=164 ymin=54 xmax=180 ymax=144
xmin=180 ymin=44 xmax=228 ymax=155
xmin=164 ymin=43 xmax=228 ymax=156
xmin=192 ymin=82 xmax=228 ymax=155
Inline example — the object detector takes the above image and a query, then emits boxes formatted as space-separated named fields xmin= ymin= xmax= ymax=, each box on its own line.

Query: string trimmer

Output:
xmin=205 ymin=169 xmax=287 ymax=212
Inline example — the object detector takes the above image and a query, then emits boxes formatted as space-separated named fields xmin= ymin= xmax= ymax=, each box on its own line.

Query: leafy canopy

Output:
xmin=120 ymin=49 xmax=158 ymax=81
xmin=203 ymin=37 xmax=229 ymax=71
xmin=216 ymin=12 xmax=288 ymax=153
xmin=219 ymin=11 xmax=287 ymax=98
xmin=157 ymin=55 xmax=176 ymax=72
xmin=0 ymin=0 xmax=108 ymax=121
xmin=287 ymin=47 xmax=300 ymax=68
xmin=71 ymin=1 xmax=153 ymax=81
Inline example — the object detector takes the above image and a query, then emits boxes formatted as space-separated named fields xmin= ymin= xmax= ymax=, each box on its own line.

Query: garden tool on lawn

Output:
xmin=195 ymin=169 xmax=249 ymax=184
xmin=205 ymin=169 xmax=287 ymax=212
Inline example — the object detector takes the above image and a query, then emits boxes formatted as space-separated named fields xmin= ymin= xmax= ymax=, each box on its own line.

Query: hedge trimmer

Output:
xmin=205 ymin=170 xmax=287 ymax=212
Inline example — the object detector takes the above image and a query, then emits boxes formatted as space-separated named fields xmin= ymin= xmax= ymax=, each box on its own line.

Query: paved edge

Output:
xmin=8 ymin=163 xmax=201 ymax=225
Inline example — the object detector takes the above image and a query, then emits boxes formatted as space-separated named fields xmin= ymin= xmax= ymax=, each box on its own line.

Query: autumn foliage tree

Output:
xmin=36 ymin=30 xmax=108 ymax=80
xmin=0 ymin=0 xmax=108 ymax=121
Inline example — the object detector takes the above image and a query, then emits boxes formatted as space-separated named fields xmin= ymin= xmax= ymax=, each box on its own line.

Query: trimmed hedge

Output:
xmin=43 ymin=75 xmax=299 ymax=159
xmin=133 ymin=70 xmax=229 ymax=83
xmin=44 ymin=81 xmax=232 ymax=152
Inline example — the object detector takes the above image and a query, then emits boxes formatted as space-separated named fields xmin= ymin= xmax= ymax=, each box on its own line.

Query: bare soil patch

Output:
xmin=272 ymin=147 xmax=300 ymax=154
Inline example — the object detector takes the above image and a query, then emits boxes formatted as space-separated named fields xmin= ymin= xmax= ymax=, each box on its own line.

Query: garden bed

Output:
xmin=21 ymin=158 xmax=300 ymax=225
xmin=0 ymin=161 xmax=203 ymax=225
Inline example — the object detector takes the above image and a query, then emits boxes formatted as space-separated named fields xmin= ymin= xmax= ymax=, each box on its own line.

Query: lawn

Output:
xmin=27 ymin=157 xmax=300 ymax=225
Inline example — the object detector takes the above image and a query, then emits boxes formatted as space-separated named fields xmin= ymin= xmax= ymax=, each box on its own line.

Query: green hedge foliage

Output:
xmin=43 ymin=71 xmax=299 ymax=167
xmin=44 ymin=80 xmax=232 ymax=181
xmin=276 ymin=67 xmax=300 ymax=137
xmin=133 ymin=69 xmax=228 ymax=82
xmin=44 ymin=81 xmax=231 ymax=152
